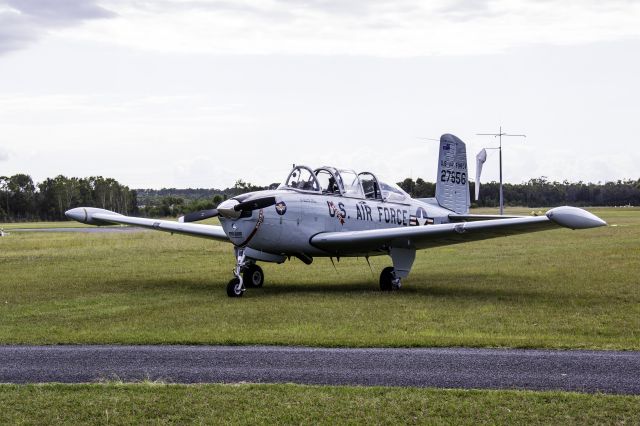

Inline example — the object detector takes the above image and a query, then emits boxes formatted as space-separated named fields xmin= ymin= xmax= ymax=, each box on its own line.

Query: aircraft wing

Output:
xmin=310 ymin=206 xmax=606 ymax=254
xmin=65 ymin=207 xmax=229 ymax=241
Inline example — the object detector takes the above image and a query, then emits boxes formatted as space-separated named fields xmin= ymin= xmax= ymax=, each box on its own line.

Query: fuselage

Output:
xmin=219 ymin=189 xmax=454 ymax=258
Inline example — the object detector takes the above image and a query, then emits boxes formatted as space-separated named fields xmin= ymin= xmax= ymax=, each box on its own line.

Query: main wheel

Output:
xmin=243 ymin=264 xmax=264 ymax=288
xmin=380 ymin=267 xmax=395 ymax=291
xmin=226 ymin=278 xmax=244 ymax=297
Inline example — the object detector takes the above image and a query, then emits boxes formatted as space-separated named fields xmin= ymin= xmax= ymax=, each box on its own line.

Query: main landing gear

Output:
xmin=226 ymin=248 xmax=265 ymax=298
xmin=379 ymin=267 xmax=402 ymax=291
xmin=379 ymin=247 xmax=416 ymax=292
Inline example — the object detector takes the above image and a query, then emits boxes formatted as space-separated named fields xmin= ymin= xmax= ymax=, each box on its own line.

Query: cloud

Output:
xmin=3 ymin=0 xmax=640 ymax=57
xmin=7 ymin=0 xmax=115 ymax=22
xmin=49 ymin=0 xmax=639 ymax=57
xmin=437 ymin=0 xmax=494 ymax=21
xmin=0 ymin=0 xmax=115 ymax=55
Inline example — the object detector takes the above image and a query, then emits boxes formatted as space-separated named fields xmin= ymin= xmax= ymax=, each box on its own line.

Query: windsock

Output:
xmin=475 ymin=148 xmax=487 ymax=200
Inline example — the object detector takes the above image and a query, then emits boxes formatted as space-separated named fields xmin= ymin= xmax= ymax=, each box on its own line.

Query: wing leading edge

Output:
xmin=65 ymin=207 xmax=228 ymax=241
xmin=310 ymin=206 xmax=606 ymax=254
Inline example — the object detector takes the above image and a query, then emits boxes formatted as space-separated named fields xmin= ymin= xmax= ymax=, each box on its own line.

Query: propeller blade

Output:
xmin=215 ymin=196 xmax=276 ymax=219
xmin=179 ymin=209 xmax=219 ymax=223
xmin=233 ymin=196 xmax=277 ymax=212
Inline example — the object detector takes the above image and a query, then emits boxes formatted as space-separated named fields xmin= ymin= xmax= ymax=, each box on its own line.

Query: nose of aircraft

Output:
xmin=217 ymin=199 xmax=241 ymax=219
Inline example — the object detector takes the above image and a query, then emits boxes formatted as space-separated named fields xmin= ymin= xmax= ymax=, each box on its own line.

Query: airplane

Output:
xmin=65 ymin=134 xmax=607 ymax=297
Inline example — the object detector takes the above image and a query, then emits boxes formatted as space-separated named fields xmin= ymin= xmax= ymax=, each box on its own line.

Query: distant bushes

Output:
xmin=136 ymin=179 xmax=274 ymax=218
xmin=397 ymin=177 xmax=640 ymax=207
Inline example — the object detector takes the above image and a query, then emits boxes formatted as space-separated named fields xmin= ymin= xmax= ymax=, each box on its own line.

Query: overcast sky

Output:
xmin=1 ymin=0 xmax=639 ymax=189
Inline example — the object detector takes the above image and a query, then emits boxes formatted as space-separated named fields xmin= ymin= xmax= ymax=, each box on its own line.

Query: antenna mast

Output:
xmin=476 ymin=126 xmax=526 ymax=215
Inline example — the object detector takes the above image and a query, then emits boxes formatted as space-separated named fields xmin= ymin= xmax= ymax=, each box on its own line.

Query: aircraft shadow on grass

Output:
xmin=123 ymin=272 xmax=562 ymax=302
xmin=258 ymin=280 xmax=554 ymax=301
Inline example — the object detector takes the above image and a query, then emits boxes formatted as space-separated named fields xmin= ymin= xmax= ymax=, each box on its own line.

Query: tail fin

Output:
xmin=436 ymin=133 xmax=470 ymax=214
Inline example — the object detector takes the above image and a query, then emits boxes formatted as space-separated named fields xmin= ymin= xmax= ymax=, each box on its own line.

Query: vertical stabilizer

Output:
xmin=436 ymin=134 xmax=470 ymax=214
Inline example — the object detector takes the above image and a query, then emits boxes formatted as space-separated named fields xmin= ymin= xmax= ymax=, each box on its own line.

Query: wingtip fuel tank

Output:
xmin=65 ymin=207 xmax=122 ymax=225
xmin=546 ymin=206 xmax=607 ymax=229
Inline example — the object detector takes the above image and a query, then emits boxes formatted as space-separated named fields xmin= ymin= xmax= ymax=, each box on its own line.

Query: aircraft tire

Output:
xmin=243 ymin=264 xmax=264 ymax=288
xmin=226 ymin=278 xmax=244 ymax=297
xmin=380 ymin=267 xmax=395 ymax=291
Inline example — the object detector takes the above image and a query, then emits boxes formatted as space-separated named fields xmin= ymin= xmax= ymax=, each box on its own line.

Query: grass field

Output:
xmin=0 ymin=207 xmax=638 ymax=348
xmin=1 ymin=208 xmax=638 ymax=423
xmin=1 ymin=383 xmax=638 ymax=425
xmin=0 ymin=220 xmax=94 ymax=229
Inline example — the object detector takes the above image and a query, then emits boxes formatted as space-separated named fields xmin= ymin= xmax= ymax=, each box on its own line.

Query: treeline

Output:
xmin=397 ymin=177 xmax=640 ymax=207
xmin=137 ymin=179 xmax=275 ymax=217
xmin=2 ymin=174 xmax=638 ymax=222
xmin=0 ymin=175 xmax=275 ymax=222
xmin=0 ymin=174 xmax=137 ymax=221
xmin=136 ymin=179 xmax=278 ymax=205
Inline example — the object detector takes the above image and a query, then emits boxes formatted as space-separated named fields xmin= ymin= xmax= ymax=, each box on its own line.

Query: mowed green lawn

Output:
xmin=0 ymin=220 xmax=94 ymax=229
xmin=0 ymin=208 xmax=638 ymax=348
xmin=1 ymin=383 xmax=639 ymax=425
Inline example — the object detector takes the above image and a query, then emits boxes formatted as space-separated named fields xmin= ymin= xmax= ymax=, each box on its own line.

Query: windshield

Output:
xmin=278 ymin=166 xmax=320 ymax=192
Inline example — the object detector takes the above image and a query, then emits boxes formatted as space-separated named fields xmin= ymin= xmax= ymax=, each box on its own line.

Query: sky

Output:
xmin=1 ymin=0 xmax=639 ymax=189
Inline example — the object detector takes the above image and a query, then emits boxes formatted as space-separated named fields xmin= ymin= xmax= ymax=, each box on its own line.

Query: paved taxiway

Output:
xmin=1 ymin=346 xmax=638 ymax=394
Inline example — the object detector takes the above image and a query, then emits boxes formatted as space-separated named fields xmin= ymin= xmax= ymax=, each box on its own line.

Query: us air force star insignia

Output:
xmin=411 ymin=207 xmax=434 ymax=226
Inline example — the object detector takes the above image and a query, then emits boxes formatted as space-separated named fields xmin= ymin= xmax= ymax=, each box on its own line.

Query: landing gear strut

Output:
xmin=379 ymin=266 xmax=402 ymax=291
xmin=227 ymin=248 xmax=247 ymax=297
xmin=226 ymin=248 xmax=265 ymax=297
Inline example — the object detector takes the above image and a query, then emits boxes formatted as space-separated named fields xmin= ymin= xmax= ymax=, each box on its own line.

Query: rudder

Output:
xmin=436 ymin=134 xmax=470 ymax=214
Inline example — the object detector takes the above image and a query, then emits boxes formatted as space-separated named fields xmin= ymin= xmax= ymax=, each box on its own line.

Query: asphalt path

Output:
xmin=1 ymin=346 xmax=639 ymax=394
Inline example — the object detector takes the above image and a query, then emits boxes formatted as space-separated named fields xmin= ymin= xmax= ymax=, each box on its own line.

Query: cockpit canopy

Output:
xmin=278 ymin=165 xmax=410 ymax=203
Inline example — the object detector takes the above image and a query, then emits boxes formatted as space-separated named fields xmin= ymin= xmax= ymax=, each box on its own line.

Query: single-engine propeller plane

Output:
xmin=66 ymin=134 xmax=607 ymax=297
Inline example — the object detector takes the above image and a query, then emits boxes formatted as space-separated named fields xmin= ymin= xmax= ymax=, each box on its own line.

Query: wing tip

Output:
xmin=65 ymin=207 xmax=122 ymax=225
xmin=546 ymin=206 xmax=607 ymax=229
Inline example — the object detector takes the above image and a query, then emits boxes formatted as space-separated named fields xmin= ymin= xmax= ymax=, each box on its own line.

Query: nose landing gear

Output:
xmin=226 ymin=248 xmax=265 ymax=297
xmin=226 ymin=277 xmax=244 ymax=297
xmin=227 ymin=248 xmax=246 ymax=297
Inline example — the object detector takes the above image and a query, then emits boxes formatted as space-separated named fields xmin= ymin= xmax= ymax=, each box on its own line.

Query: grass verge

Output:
xmin=0 ymin=383 xmax=638 ymax=425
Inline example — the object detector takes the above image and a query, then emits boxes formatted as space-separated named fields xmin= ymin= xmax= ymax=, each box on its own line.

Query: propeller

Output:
xmin=233 ymin=196 xmax=276 ymax=212
xmin=179 ymin=196 xmax=277 ymax=223
xmin=178 ymin=208 xmax=219 ymax=223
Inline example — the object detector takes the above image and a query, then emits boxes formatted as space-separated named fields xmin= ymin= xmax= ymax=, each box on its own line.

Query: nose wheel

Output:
xmin=380 ymin=266 xmax=402 ymax=291
xmin=226 ymin=248 xmax=266 ymax=297
xmin=226 ymin=277 xmax=243 ymax=297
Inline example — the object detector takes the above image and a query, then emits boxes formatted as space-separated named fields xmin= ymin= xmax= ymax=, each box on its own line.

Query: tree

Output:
xmin=6 ymin=174 xmax=36 ymax=220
